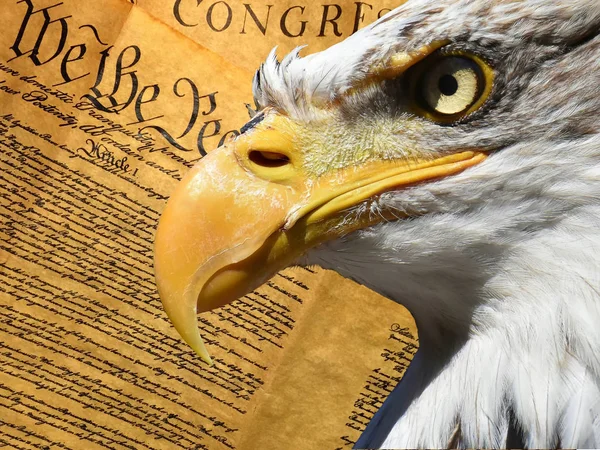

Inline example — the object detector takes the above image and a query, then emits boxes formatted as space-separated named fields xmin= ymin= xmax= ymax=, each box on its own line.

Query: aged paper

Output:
xmin=0 ymin=0 xmax=418 ymax=449
xmin=136 ymin=0 xmax=404 ymax=73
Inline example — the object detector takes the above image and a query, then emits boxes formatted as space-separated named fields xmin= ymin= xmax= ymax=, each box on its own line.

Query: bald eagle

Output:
xmin=154 ymin=0 xmax=600 ymax=447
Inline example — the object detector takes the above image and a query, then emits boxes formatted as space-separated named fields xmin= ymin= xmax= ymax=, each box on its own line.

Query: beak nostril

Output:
xmin=249 ymin=150 xmax=291 ymax=168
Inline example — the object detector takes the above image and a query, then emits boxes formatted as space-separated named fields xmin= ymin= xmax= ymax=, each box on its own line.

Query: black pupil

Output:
xmin=439 ymin=74 xmax=459 ymax=96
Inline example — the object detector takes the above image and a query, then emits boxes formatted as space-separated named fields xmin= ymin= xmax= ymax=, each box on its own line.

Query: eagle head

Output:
xmin=154 ymin=0 xmax=600 ymax=447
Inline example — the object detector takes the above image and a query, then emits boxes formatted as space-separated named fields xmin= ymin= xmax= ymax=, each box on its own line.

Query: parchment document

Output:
xmin=135 ymin=0 xmax=402 ymax=72
xmin=0 ymin=1 xmax=418 ymax=449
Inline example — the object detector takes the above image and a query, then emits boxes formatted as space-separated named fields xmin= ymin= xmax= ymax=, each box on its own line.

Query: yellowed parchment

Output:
xmin=136 ymin=0 xmax=403 ymax=73
xmin=0 ymin=1 xmax=418 ymax=449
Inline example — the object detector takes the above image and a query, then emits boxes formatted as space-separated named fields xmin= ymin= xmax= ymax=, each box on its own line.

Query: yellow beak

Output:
xmin=154 ymin=111 xmax=486 ymax=364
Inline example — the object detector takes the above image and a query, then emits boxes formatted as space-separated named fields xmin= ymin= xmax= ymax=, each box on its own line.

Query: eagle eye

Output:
xmin=407 ymin=51 xmax=494 ymax=122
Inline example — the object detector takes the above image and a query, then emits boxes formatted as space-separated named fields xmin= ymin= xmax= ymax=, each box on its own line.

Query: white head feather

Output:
xmin=253 ymin=0 xmax=600 ymax=447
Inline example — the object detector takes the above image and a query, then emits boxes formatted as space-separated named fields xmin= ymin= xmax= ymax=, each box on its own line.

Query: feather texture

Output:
xmin=253 ymin=0 xmax=600 ymax=447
